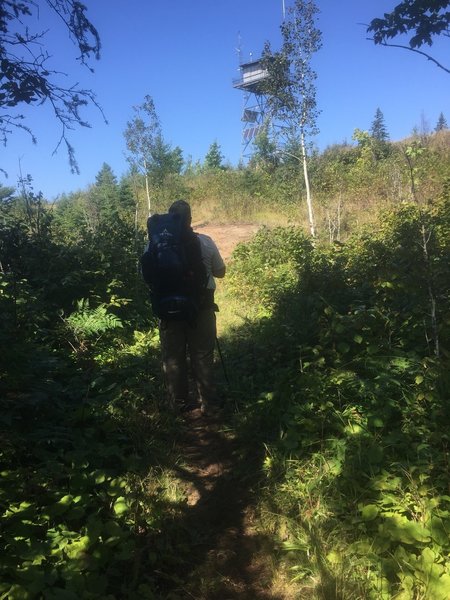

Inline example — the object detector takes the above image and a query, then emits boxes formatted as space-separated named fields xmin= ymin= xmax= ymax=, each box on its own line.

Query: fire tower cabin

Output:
xmin=232 ymin=58 xmax=269 ymax=94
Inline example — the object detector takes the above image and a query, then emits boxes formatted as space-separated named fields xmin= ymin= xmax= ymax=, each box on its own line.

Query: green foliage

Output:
xmin=368 ymin=1 xmax=450 ymax=74
xmin=66 ymin=299 xmax=123 ymax=338
xmin=63 ymin=299 xmax=123 ymax=360
xmin=226 ymin=197 xmax=450 ymax=597
xmin=0 ymin=160 xmax=193 ymax=597
xmin=435 ymin=111 xmax=448 ymax=132
xmin=228 ymin=226 xmax=313 ymax=312
xmin=2 ymin=119 xmax=450 ymax=597
xmin=0 ymin=0 xmax=102 ymax=172
xmin=0 ymin=340 xmax=179 ymax=599
xmin=204 ymin=140 xmax=225 ymax=170
xmin=368 ymin=1 xmax=450 ymax=49
xmin=370 ymin=107 xmax=389 ymax=142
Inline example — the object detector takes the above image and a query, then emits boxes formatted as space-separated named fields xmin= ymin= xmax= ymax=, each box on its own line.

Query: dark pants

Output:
xmin=159 ymin=309 xmax=217 ymax=408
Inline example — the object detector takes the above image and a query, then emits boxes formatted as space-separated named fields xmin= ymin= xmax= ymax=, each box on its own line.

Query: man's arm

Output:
xmin=213 ymin=264 xmax=226 ymax=278
xmin=211 ymin=241 xmax=226 ymax=278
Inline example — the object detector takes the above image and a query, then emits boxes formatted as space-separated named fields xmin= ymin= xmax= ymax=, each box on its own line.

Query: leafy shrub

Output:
xmin=227 ymin=198 xmax=450 ymax=597
xmin=228 ymin=226 xmax=313 ymax=312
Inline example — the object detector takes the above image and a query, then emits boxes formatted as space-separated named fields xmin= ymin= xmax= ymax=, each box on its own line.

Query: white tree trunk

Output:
xmin=421 ymin=222 xmax=439 ymax=358
xmin=143 ymin=159 xmax=151 ymax=216
xmin=301 ymin=131 xmax=315 ymax=238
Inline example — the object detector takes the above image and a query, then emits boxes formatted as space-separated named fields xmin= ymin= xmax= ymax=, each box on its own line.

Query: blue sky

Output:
xmin=2 ymin=1 xmax=449 ymax=199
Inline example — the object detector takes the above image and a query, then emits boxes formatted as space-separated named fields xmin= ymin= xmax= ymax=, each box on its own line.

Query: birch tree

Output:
xmin=262 ymin=0 xmax=322 ymax=237
xmin=124 ymin=96 xmax=183 ymax=216
xmin=124 ymin=96 xmax=160 ymax=216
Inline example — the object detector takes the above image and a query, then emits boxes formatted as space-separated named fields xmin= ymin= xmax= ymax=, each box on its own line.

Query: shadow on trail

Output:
xmin=148 ymin=403 xmax=283 ymax=599
xmin=207 ymin=218 xmax=450 ymax=598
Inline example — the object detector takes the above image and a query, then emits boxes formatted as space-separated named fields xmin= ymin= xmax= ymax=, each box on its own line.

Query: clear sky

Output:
xmin=2 ymin=1 xmax=449 ymax=200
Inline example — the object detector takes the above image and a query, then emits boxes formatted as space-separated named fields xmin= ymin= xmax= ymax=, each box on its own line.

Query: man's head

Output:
xmin=169 ymin=199 xmax=192 ymax=227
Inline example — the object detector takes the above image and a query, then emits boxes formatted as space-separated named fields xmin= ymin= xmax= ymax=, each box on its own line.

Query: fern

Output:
xmin=66 ymin=299 xmax=123 ymax=339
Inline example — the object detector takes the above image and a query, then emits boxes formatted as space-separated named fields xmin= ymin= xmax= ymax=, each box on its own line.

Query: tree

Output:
xmin=370 ymin=107 xmax=390 ymax=160
xmin=0 ymin=0 xmax=103 ymax=172
xmin=124 ymin=96 xmax=160 ymax=215
xmin=262 ymin=0 xmax=322 ymax=237
xmin=204 ymin=141 xmax=224 ymax=170
xmin=370 ymin=108 xmax=389 ymax=142
xmin=367 ymin=1 xmax=450 ymax=74
xmin=250 ymin=128 xmax=279 ymax=172
xmin=419 ymin=110 xmax=431 ymax=139
xmin=147 ymin=136 xmax=183 ymax=186
xmin=435 ymin=111 xmax=448 ymax=131
xmin=124 ymin=95 xmax=183 ymax=215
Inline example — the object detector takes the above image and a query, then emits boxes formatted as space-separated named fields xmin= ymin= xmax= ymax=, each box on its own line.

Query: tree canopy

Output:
xmin=124 ymin=95 xmax=184 ymax=215
xmin=204 ymin=141 xmax=225 ymax=170
xmin=368 ymin=1 xmax=450 ymax=73
xmin=435 ymin=111 xmax=448 ymax=131
xmin=370 ymin=108 xmax=389 ymax=142
xmin=0 ymin=0 xmax=103 ymax=172
xmin=262 ymin=0 xmax=322 ymax=237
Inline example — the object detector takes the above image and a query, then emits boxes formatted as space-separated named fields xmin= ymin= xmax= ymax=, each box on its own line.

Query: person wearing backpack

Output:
xmin=141 ymin=200 xmax=226 ymax=415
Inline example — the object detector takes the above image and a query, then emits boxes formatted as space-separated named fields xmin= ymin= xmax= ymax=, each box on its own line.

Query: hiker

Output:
xmin=141 ymin=200 xmax=226 ymax=415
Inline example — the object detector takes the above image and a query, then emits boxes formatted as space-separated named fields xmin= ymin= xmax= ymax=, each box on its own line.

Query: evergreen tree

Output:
xmin=147 ymin=136 xmax=184 ymax=186
xmin=0 ymin=186 xmax=17 ymax=225
xmin=370 ymin=108 xmax=389 ymax=142
xmin=204 ymin=141 xmax=224 ymax=170
xmin=250 ymin=129 xmax=279 ymax=172
xmin=435 ymin=112 xmax=448 ymax=132
xmin=95 ymin=163 xmax=122 ymax=220
xmin=369 ymin=108 xmax=391 ymax=160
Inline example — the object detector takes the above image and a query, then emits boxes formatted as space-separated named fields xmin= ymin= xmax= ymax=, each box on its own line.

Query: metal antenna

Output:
xmin=235 ymin=31 xmax=242 ymax=65
xmin=282 ymin=0 xmax=286 ymax=20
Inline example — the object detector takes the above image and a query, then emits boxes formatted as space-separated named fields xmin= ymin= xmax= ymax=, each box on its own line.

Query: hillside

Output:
xmin=1 ymin=131 xmax=450 ymax=599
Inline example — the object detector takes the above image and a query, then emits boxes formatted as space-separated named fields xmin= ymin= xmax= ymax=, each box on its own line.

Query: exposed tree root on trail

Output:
xmin=155 ymin=404 xmax=289 ymax=599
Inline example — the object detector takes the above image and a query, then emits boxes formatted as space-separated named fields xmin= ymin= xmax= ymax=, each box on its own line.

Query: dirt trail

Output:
xmin=194 ymin=223 xmax=260 ymax=261
xmin=157 ymin=224 xmax=289 ymax=598
xmin=169 ymin=406 xmax=284 ymax=599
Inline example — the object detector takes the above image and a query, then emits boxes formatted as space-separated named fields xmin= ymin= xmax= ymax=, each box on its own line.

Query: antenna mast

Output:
xmin=236 ymin=31 xmax=242 ymax=64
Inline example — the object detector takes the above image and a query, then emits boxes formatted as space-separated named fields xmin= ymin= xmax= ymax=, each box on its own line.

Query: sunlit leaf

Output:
xmin=113 ymin=497 xmax=129 ymax=516
xmin=361 ymin=504 xmax=379 ymax=521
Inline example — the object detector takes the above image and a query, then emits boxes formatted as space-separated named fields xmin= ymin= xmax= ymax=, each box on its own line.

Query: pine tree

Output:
xmin=435 ymin=112 xmax=448 ymax=132
xmin=204 ymin=141 xmax=224 ymax=170
xmin=370 ymin=108 xmax=389 ymax=142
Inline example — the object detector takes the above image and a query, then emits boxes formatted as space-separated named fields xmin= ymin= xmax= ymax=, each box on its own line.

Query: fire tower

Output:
xmin=232 ymin=57 xmax=270 ymax=158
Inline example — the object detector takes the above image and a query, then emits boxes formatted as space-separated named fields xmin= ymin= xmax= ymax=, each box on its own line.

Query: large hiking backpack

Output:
xmin=141 ymin=212 xmax=207 ymax=321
